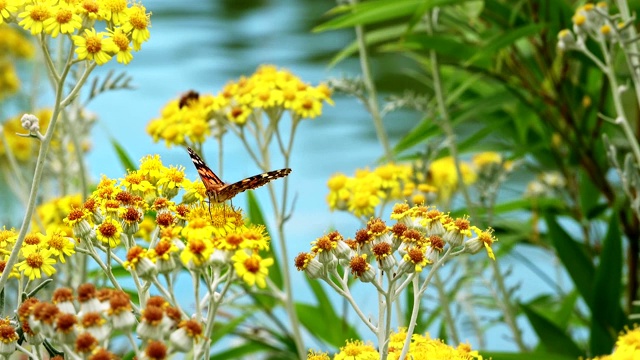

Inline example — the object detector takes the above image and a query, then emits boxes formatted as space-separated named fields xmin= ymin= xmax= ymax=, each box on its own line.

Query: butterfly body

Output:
xmin=187 ymin=147 xmax=291 ymax=203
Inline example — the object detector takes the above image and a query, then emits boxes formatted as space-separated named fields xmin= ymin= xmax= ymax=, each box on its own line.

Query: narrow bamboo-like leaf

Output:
xmin=315 ymin=0 xmax=471 ymax=33
xmin=328 ymin=24 xmax=409 ymax=67
xmin=590 ymin=214 xmax=623 ymax=355
xmin=110 ymin=138 xmax=137 ymax=172
xmin=464 ymin=24 xmax=546 ymax=66
xmin=403 ymin=34 xmax=481 ymax=65
xmin=556 ymin=290 xmax=579 ymax=328
xmin=210 ymin=314 xmax=249 ymax=344
xmin=521 ymin=303 xmax=584 ymax=357
xmin=544 ymin=214 xmax=595 ymax=304
xmin=578 ymin=170 xmax=600 ymax=219
xmin=209 ymin=342 xmax=279 ymax=360
xmin=297 ymin=302 xmax=359 ymax=347
xmin=246 ymin=191 xmax=283 ymax=289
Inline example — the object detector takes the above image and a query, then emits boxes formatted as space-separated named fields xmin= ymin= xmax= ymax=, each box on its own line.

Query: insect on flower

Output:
xmin=187 ymin=147 xmax=291 ymax=212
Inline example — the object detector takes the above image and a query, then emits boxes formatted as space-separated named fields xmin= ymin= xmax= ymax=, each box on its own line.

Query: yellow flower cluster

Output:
xmin=327 ymin=153 xmax=511 ymax=218
xmin=0 ymin=24 xmax=34 ymax=98
xmin=0 ymin=226 xmax=76 ymax=281
xmin=146 ymin=65 xmax=333 ymax=148
xmin=307 ymin=329 xmax=482 ymax=359
xmin=0 ymin=0 xmax=151 ymax=65
xmin=590 ymin=326 xmax=640 ymax=360
xmin=0 ymin=109 xmax=51 ymax=162
xmin=62 ymin=154 xmax=274 ymax=288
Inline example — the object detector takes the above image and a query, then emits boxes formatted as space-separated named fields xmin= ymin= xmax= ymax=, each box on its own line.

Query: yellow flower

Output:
xmin=98 ymin=0 xmax=128 ymax=25
xmin=77 ymin=0 xmax=102 ymax=20
xmin=347 ymin=189 xmax=381 ymax=218
xmin=326 ymin=173 xmax=350 ymax=211
xmin=43 ymin=228 xmax=76 ymax=263
xmin=121 ymin=3 xmax=151 ymax=50
xmin=17 ymin=246 xmax=57 ymax=280
xmin=181 ymin=178 xmax=207 ymax=204
xmin=138 ymin=154 xmax=166 ymax=185
xmin=18 ymin=2 xmax=52 ymax=35
xmin=108 ymin=27 xmax=133 ymax=64
xmin=72 ymin=28 xmax=118 ymax=65
xmin=180 ymin=236 xmax=214 ymax=269
xmin=95 ymin=217 xmax=123 ymax=248
xmin=156 ymin=165 xmax=186 ymax=199
xmin=334 ymin=339 xmax=379 ymax=360
xmin=240 ymin=224 xmax=270 ymax=251
xmin=43 ymin=3 xmax=83 ymax=38
xmin=120 ymin=171 xmax=155 ymax=198
xmin=306 ymin=350 xmax=330 ymax=360
xmin=429 ymin=157 xmax=476 ymax=202
xmin=231 ymin=250 xmax=273 ymax=288
xmin=0 ymin=0 xmax=20 ymax=24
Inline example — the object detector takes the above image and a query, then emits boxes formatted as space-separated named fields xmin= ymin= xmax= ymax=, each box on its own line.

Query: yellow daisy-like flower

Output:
xmin=120 ymin=171 xmax=155 ymax=197
xmin=17 ymin=247 xmax=57 ymax=280
xmin=156 ymin=165 xmax=186 ymax=198
xmin=108 ymin=27 xmax=133 ymax=64
xmin=429 ymin=156 xmax=477 ymax=202
xmin=347 ymin=190 xmax=381 ymax=218
xmin=138 ymin=154 xmax=167 ymax=185
xmin=334 ymin=339 xmax=379 ymax=360
xmin=292 ymin=93 xmax=322 ymax=119
xmin=122 ymin=3 xmax=151 ymax=50
xmin=18 ymin=2 xmax=52 ymax=35
xmin=231 ymin=250 xmax=273 ymax=288
xmin=240 ymin=224 xmax=270 ymax=251
xmin=98 ymin=0 xmax=128 ymax=25
xmin=43 ymin=3 xmax=83 ymax=38
xmin=181 ymin=179 xmax=207 ymax=204
xmin=95 ymin=217 xmax=123 ymax=248
xmin=180 ymin=236 xmax=214 ymax=269
xmin=326 ymin=173 xmax=351 ymax=211
xmin=77 ymin=0 xmax=101 ymax=20
xmin=44 ymin=228 xmax=76 ymax=263
xmin=72 ymin=28 xmax=118 ymax=65
xmin=227 ymin=105 xmax=252 ymax=125
xmin=0 ymin=0 xmax=20 ymax=24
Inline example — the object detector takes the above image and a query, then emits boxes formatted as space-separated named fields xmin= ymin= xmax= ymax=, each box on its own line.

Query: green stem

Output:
xmin=352 ymin=0 xmax=393 ymax=162
xmin=0 ymin=45 xmax=95 ymax=291
xmin=433 ymin=272 xmax=459 ymax=344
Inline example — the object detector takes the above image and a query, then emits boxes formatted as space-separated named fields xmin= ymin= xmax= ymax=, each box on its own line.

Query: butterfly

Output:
xmin=187 ymin=147 xmax=291 ymax=205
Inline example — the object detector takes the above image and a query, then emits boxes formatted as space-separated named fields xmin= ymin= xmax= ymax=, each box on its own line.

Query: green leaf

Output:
xmin=246 ymin=191 xmax=283 ymax=290
xmin=110 ymin=138 xmax=137 ymax=172
xmin=578 ymin=170 xmax=601 ymax=219
xmin=314 ymin=0 xmax=423 ymax=32
xmin=521 ymin=303 xmax=584 ymax=357
xmin=590 ymin=214 xmax=623 ymax=355
xmin=544 ymin=214 xmax=595 ymax=303
xmin=464 ymin=23 xmax=546 ymax=66
xmin=402 ymin=34 xmax=483 ymax=65
xmin=210 ymin=314 xmax=249 ymax=344
xmin=297 ymin=299 xmax=359 ymax=347
xmin=328 ymin=24 xmax=409 ymax=67
xmin=209 ymin=342 xmax=278 ymax=360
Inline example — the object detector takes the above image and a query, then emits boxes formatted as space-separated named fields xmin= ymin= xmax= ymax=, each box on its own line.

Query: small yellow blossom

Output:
xmin=231 ymin=250 xmax=273 ymax=288
xmin=72 ymin=28 xmax=118 ymax=65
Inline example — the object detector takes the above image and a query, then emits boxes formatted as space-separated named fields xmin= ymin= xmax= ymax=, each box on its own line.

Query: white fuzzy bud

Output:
xmin=20 ymin=114 xmax=40 ymax=133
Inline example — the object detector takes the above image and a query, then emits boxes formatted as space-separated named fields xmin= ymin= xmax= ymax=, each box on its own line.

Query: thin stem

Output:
xmin=352 ymin=0 xmax=393 ymax=162
xmin=0 ymin=44 xmax=91 ymax=292
xmin=433 ymin=272 xmax=460 ymax=344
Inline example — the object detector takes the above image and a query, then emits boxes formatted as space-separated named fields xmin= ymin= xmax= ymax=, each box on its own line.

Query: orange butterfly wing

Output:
xmin=187 ymin=147 xmax=291 ymax=203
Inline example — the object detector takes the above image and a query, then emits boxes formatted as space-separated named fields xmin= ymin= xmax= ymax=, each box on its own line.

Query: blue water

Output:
xmin=13 ymin=0 xmax=569 ymax=354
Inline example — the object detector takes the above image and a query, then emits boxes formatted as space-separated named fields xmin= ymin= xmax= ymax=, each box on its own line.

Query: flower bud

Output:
xmin=20 ymin=114 xmax=40 ymax=133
